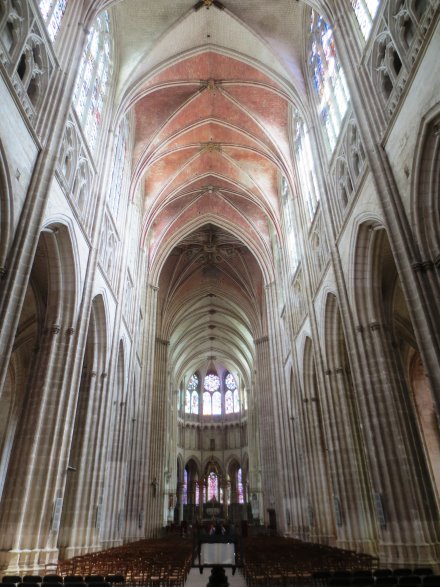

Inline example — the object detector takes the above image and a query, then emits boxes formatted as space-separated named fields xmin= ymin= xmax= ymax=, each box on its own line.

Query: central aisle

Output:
xmin=185 ymin=567 xmax=247 ymax=587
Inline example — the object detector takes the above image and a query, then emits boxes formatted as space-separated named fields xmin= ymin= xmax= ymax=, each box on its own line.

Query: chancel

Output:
xmin=0 ymin=0 xmax=440 ymax=577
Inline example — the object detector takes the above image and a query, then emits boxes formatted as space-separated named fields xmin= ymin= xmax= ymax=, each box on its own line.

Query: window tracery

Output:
xmin=0 ymin=1 xmax=28 ymax=64
xmin=38 ymin=0 xmax=68 ymax=42
xmin=183 ymin=371 xmax=240 ymax=416
xmin=352 ymin=0 xmax=380 ymax=39
xmin=73 ymin=10 xmax=112 ymax=151
xmin=293 ymin=112 xmax=320 ymax=222
xmin=184 ymin=373 xmax=199 ymax=415
xmin=309 ymin=10 xmax=350 ymax=152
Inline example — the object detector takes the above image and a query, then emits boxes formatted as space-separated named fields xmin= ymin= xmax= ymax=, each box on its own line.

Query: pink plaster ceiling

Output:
xmin=118 ymin=12 xmax=307 ymax=376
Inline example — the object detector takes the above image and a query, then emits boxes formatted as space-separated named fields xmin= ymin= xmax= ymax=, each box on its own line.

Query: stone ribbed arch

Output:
xmin=0 ymin=140 xmax=12 ymax=273
xmin=412 ymin=103 xmax=440 ymax=265
xmin=350 ymin=220 xmax=440 ymax=561
xmin=322 ymin=291 xmax=376 ymax=552
xmin=0 ymin=221 xmax=79 ymax=554
xmin=58 ymin=293 xmax=110 ymax=556
xmin=148 ymin=214 xmax=274 ymax=286
xmin=300 ymin=335 xmax=334 ymax=543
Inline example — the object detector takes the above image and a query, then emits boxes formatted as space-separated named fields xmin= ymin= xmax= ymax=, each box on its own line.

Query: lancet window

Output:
xmin=225 ymin=372 xmax=239 ymax=414
xmin=38 ymin=0 xmax=68 ymax=41
xmin=184 ymin=370 xmax=240 ymax=416
xmin=309 ymin=10 xmax=350 ymax=152
xmin=203 ymin=374 xmax=221 ymax=416
xmin=184 ymin=373 xmax=199 ymax=415
xmin=352 ymin=0 xmax=380 ymax=39
xmin=237 ymin=468 xmax=244 ymax=504
xmin=293 ymin=113 xmax=320 ymax=222
xmin=73 ymin=11 xmax=112 ymax=151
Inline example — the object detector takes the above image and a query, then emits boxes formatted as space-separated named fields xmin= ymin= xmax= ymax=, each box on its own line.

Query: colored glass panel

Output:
xmin=225 ymin=373 xmax=236 ymax=390
xmin=203 ymin=391 xmax=212 ymax=415
xmin=191 ymin=390 xmax=199 ymax=415
xmin=225 ymin=390 xmax=233 ymax=414
xmin=212 ymin=391 xmax=221 ymax=415
xmin=204 ymin=373 xmax=220 ymax=391
xmin=233 ymin=389 xmax=240 ymax=413
xmin=208 ymin=472 xmax=218 ymax=501
xmin=39 ymin=0 xmax=68 ymax=41
xmin=309 ymin=11 xmax=350 ymax=152
xmin=73 ymin=11 xmax=112 ymax=151
xmin=237 ymin=468 xmax=244 ymax=504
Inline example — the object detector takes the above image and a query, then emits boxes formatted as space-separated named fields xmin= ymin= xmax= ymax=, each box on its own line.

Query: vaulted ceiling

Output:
xmin=105 ymin=0 xmax=317 ymax=386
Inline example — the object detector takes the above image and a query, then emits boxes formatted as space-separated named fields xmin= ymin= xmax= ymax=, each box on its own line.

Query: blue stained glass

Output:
xmin=309 ymin=9 xmax=349 ymax=152
xmin=188 ymin=373 xmax=198 ymax=390
xmin=225 ymin=373 xmax=236 ymax=390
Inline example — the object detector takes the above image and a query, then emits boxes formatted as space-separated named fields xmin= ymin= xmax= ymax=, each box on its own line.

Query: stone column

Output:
xmin=144 ymin=333 xmax=169 ymax=536
xmin=331 ymin=0 xmax=440 ymax=402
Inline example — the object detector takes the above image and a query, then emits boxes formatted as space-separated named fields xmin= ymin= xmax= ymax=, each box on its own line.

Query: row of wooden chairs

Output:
xmin=241 ymin=536 xmax=379 ymax=586
xmin=54 ymin=538 xmax=192 ymax=586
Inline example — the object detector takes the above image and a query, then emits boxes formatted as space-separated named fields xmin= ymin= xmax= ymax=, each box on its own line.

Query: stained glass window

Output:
xmin=281 ymin=177 xmax=299 ymax=272
xmin=237 ymin=468 xmax=244 ymax=504
xmin=204 ymin=373 xmax=220 ymax=391
xmin=208 ymin=472 xmax=218 ymax=501
xmin=183 ymin=469 xmax=188 ymax=505
xmin=212 ymin=391 xmax=221 ymax=415
xmin=203 ymin=391 xmax=212 ymax=415
xmin=309 ymin=11 xmax=350 ymax=152
xmin=352 ymin=0 xmax=380 ymax=39
xmin=225 ymin=390 xmax=233 ymax=414
xmin=233 ymin=389 xmax=240 ymax=413
xmin=225 ymin=373 xmax=236 ymax=390
xmin=185 ymin=373 xmax=199 ymax=414
xmin=39 ymin=0 xmax=68 ymax=42
xmin=293 ymin=113 xmax=320 ymax=222
xmin=191 ymin=390 xmax=199 ymax=414
xmin=73 ymin=11 xmax=112 ymax=151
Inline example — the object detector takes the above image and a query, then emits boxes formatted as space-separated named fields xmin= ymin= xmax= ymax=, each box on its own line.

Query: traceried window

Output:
xmin=225 ymin=372 xmax=239 ymax=414
xmin=203 ymin=373 xmax=220 ymax=415
xmin=73 ymin=11 xmax=112 ymax=151
xmin=185 ymin=373 xmax=199 ymax=415
xmin=293 ymin=113 xmax=320 ymax=222
xmin=281 ymin=177 xmax=299 ymax=273
xmin=309 ymin=11 xmax=350 ymax=152
xmin=237 ymin=468 xmax=244 ymax=504
xmin=352 ymin=0 xmax=380 ymax=39
xmin=108 ymin=116 xmax=129 ymax=217
xmin=183 ymin=469 xmax=188 ymax=505
xmin=39 ymin=0 xmax=68 ymax=42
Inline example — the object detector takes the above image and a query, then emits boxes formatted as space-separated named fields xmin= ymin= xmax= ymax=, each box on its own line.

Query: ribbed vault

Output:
xmin=103 ymin=0 xmax=319 ymax=386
